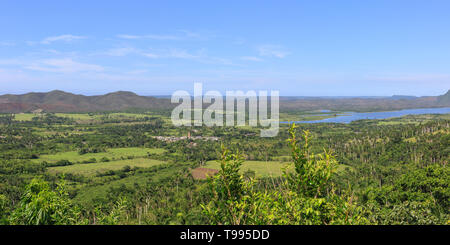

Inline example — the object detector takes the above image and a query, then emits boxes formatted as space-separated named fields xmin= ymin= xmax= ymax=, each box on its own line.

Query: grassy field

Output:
xmin=12 ymin=112 xmax=157 ymax=122
xmin=204 ymin=160 xmax=287 ymax=177
xmin=35 ymin=147 xmax=165 ymax=163
xmin=377 ymin=114 xmax=450 ymax=125
xmin=48 ymin=158 xmax=166 ymax=176
xmin=279 ymin=111 xmax=339 ymax=122
xmin=12 ymin=113 xmax=36 ymax=121
xmin=72 ymin=164 xmax=184 ymax=205
xmin=12 ymin=111 xmax=337 ymax=125
xmin=204 ymin=160 xmax=353 ymax=178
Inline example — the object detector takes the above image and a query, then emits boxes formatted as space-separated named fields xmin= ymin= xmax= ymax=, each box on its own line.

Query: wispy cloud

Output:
xmin=101 ymin=46 xmax=229 ymax=64
xmin=0 ymin=41 xmax=15 ymax=46
xmin=126 ymin=69 xmax=149 ymax=75
xmin=167 ymin=49 xmax=202 ymax=59
xmin=116 ymin=34 xmax=141 ymax=40
xmin=25 ymin=58 xmax=103 ymax=73
xmin=0 ymin=59 xmax=23 ymax=66
xmin=103 ymin=47 xmax=139 ymax=57
xmin=369 ymin=73 xmax=450 ymax=82
xmin=258 ymin=45 xmax=289 ymax=58
xmin=117 ymin=34 xmax=180 ymax=40
xmin=161 ymin=49 xmax=233 ymax=65
xmin=142 ymin=52 xmax=160 ymax=58
xmin=41 ymin=35 xmax=87 ymax=44
xmin=178 ymin=30 xmax=212 ymax=40
xmin=117 ymin=30 xmax=212 ymax=41
xmin=241 ymin=56 xmax=263 ymax=62
xmin=99 ymin=47 xmax=161 ymax=58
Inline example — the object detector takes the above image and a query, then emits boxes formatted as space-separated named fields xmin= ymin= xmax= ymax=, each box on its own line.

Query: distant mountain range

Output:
xmin=279 ymin=90 xmax=450 ymax=111
xmin=0 ymin=90 xmax=173 ymax=113
xmin=0 ymin=90 xmax=449 ymax=113
xmin=437 ymin=90 xmax=450 ymax=104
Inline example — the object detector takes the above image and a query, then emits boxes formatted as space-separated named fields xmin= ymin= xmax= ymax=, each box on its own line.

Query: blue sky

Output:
xmin=1 ymin=0 xmax=449 ymax=96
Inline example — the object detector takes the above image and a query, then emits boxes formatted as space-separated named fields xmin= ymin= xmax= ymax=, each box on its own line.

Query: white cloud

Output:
xmin=369 ymin=73 xmax=450 ymax=82
xmin=104 ymin=47 xmax=138 ymax=57
xmin=101 ymin=47 xmax=160 ymax=58
xmin=99 ymin=44 xmax=233 ymax=65
xmin=241 ymin=56 xmax=264 ymax=62
xmin=116 ymin=34 xmax=141 ymax=40
xmin=142 ymin=52 xmax=160 ymax=58
xmin=117 ymin=30 xmax=211 ymax=41
xmin=144 ymin=34 xmax=180 ymax=40
xmin=178 ymin=30 xmax=204 ymax=39
xmin=0 ymin=59 xmax=22 ymax=66
xmin=0 ymin=41 xmax=15 ymax=46
xmin=126 ymin=69 xmax=149 ymax=75
xmin=25 ymin=58 xmax=104 ymax=73
xmin=101 ymin=46 xmax=199 ymax=60
xmin=167 ymin=49 xmax=201 ymax=59
xmin=117 ymin=34 xmax=180 ymax=40
xmin=209 ymin=57 xmax=234 ymax=65
xmin=258 ymin=45 xmax=289 ymax=58
xmin=41 ymin=35 xmax=87 ymax=44
xmin=26 ymin=41 xmax=37 ymax=46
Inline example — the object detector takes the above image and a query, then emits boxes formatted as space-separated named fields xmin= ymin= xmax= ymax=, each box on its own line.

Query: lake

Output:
xmin=283 ymin=107 xmax=450 ymax=124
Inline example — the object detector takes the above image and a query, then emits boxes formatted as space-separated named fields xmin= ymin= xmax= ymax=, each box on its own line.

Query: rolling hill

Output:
xmin=0 ymin=90 xmax=449 ymax=113
xmin=437 ymin=90 xmax=450 ymax=105
xmin=0 ymin=90 xmax=173 ymax=113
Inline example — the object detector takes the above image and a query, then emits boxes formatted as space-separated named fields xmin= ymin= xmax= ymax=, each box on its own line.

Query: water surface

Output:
xmin=283 ymin=107 xmax=450 ymax=124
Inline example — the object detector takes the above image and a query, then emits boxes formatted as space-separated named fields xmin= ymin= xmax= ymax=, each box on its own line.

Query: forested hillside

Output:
xmin=0 ymin=90 xmax=174 ymax=113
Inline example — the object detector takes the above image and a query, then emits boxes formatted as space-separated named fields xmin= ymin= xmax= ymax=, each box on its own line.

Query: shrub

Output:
xmin=9 ymin=178 xmax=86 ymax=225
xmin=100 ymin=157 xmax=110 ymax=162
xmin=201 ymin=123 xmax=368 ymax=225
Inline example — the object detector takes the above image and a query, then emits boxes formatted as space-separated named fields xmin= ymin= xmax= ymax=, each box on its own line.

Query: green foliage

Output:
xmin=214 ymin=146 xmax=248 ymax=202
xmin=78 ymin=146 xmax=106 ymax=155
xmin=92 ymin=197 xmax=129 ymax=225
xmin=394 ymin=164 xmax=449 ymax=210
xmin=9 ymin=178 xmax=86 ymax=225
xmin=202 ymin=124 xmax=368 ymax=225
xmin=362 ymin=164 xmax=449 ymax=224
xmin=201 ymin=146 xmax=253 ymax=224
xmin=100 ymin=157 xmax=110 ymax=162
xmin=285 ymin=123 xmax=337 ymax=197
xmin=0 ymin=194 xmax=8 ymax=224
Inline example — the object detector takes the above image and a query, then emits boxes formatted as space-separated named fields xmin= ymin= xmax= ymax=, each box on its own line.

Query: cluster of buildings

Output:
xmin=152 ymin=132 xmax=219 ymax=143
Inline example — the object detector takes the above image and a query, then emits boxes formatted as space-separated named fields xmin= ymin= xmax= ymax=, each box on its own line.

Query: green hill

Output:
xmin=0 ymin=90 xmax=174 ymax=113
